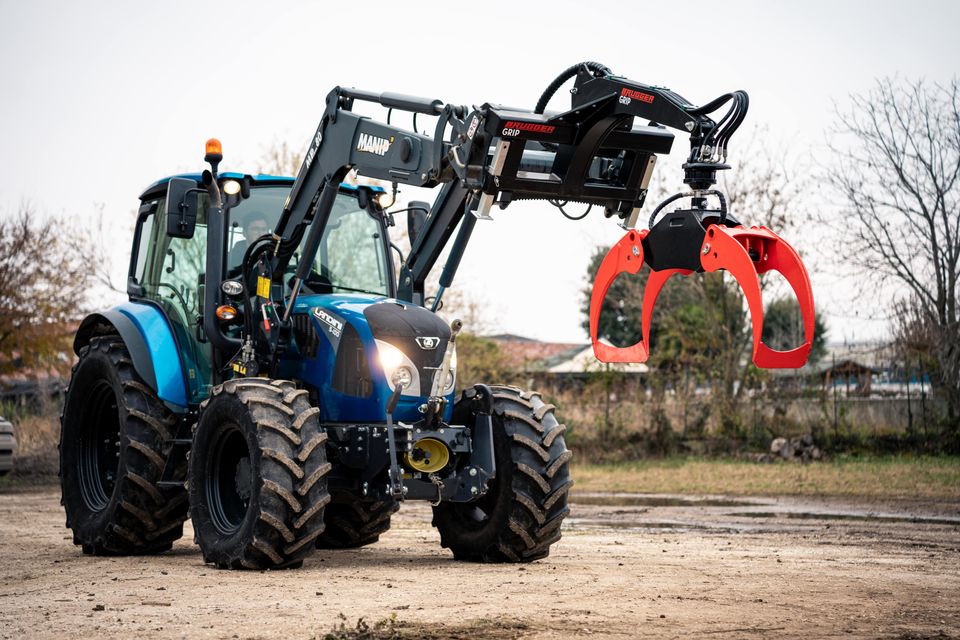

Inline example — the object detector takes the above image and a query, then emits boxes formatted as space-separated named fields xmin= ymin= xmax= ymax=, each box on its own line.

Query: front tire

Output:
xmin=432 ymin=386 xmax=573 ymax=562
xmin=315 ymin=498 xmax=399 ymax=549
xmin=189 ymin=378 xmax=331 ymax=569
xmin=59 ymin=336 xmax=188 ymax=555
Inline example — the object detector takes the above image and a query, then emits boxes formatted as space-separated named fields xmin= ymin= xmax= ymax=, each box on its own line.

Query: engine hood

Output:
xmin=285 ymin=294 xmax=454 ymax=423
xmin=363 ymin=299 xmax=452 ymax=372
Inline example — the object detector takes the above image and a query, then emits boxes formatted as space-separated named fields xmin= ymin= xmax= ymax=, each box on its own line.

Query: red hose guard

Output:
xmin=589 ymin=225 xmax=815 ymax=369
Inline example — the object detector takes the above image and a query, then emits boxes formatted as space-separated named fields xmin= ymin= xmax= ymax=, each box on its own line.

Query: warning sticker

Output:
xmin=257 ymin=276 xmax=271 ymax=299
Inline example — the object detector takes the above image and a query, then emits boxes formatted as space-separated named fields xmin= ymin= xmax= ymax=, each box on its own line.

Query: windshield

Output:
xmin=226 ymin=185 xmax=391 ymax=297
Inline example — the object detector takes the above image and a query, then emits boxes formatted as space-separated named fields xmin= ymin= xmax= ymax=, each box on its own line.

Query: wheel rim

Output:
xmin=78 ymin=380 xmax=121 ymax=511
xmin=207 ymin=423 xmax=252 ymax=535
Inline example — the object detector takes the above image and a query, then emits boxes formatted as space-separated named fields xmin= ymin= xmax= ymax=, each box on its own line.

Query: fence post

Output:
xmin=906 ymin=359 xmax=913 ymax=436
xmin=832 ymin=353 xmax=839 ymax=437
xmin=918 ymin=355 xmax=927 ymax=442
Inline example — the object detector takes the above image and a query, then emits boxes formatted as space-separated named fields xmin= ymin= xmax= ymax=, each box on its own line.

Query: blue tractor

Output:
xmin=61 ymin=63 xmax=803 ymax=569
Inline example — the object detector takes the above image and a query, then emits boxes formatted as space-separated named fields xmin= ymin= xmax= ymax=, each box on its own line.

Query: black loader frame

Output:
xmin=218 ymin=62 xmax=752 ymax=378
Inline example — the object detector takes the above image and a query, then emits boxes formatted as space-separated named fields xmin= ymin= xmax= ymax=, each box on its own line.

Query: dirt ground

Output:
xmin=0 ymin=485 xmax=957 ymax=639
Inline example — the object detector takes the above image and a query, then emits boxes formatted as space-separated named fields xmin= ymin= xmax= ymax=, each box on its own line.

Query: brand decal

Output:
xmin=501 ymin=121 xmax=556 ymax=137
xmin=466 ymin=115 xmax=480 ymax=139
xmin=415 ymin=336 xmax=440 ymax=350
xmin=356 ymin=133 xmax=392 ymax=156
xmin=304 ymin=127 xmax=323 ymax=168
xmin=618 ymin=87 xmax=655 ymax=105
xmin=313 ymin=308 xmax=343 ymax=338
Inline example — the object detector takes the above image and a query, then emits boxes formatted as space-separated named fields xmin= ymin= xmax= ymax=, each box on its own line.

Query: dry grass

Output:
xmin=7 ymin=412 xmax=59 ymax=476
xmin=6 ymin=407 xmax=959 ymax=501
xmin=572 ymin=456 xmax=960 ymax=499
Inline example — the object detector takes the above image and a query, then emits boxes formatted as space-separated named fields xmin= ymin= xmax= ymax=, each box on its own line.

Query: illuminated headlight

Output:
xmin=375 ymin=340 xmax=421 ymax=396
xmin=376 ymin=191 xmax=395 ymax=209
xmin=223 ymin=180 xmax=241 ymax=196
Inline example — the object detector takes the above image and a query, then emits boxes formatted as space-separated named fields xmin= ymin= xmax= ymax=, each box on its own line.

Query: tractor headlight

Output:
xmin=376 ymin=191 xmax=395 ymax=209
xmin=391 ymin=365 xmax=414 ymax=390
xmin=376 ymin=340 xmax=421 ymax=396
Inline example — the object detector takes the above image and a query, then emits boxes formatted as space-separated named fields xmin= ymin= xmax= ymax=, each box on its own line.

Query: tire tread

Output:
xmin=191 ymin=378 xmax=331 ymax=570
xmin=433 ymin=385 xmax=572 ymax=563
xmin=60 ymin=336 xmax=188 ymax=556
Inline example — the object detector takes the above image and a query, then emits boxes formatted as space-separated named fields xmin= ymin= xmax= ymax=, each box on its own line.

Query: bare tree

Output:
xmin=257 ymin=139 xmax=303 ymax=177
xmin=89 ymin=202 xmax=127 ymax=294
xmin=0 ymin=206 xmax=102 ymax=373
xmin=827 ymin=77 xmax=960 ymax=420
xmin=721 ymin=127 xmax=808 ymax=236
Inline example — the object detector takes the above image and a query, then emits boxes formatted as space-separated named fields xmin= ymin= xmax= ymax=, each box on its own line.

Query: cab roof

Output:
xmin=139 ymin=172 xmax=384 ymax=201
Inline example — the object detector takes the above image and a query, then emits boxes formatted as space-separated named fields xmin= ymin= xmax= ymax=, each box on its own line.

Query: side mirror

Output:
xmin=407 ymin=201 xmax=430 ymax=246
xmin=165 ymin=178 xmax=200 ymax=239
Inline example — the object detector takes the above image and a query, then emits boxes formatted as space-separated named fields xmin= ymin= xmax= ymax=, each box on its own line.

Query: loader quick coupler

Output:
xmin=589 ymin=192 xmax=815 ymax=369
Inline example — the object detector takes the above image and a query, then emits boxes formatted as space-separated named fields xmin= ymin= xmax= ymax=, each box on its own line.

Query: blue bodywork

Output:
xmin=283 ymin=294 xmax=454 ymax=424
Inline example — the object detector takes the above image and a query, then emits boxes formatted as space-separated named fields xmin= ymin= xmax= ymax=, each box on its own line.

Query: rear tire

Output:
xmin=315 ymin=498 xmax=399 ymax=549
xmin=59 ymin=336 xmax=188 ymax=555
xmin=432 ymin=385 xmax=572 ymax=562
xmin=189 ymin=378 xmax=331 ymax=569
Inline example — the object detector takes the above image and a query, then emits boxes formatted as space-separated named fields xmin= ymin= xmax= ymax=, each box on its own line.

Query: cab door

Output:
xmin=130 ymin=188 xmax=213 ymax=403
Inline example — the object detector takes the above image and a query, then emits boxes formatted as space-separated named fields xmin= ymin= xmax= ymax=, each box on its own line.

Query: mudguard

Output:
xmin=589 ymin=224 xmax=815 ymax=369
xmin=74 ymin=302 xmax=189 ymax=408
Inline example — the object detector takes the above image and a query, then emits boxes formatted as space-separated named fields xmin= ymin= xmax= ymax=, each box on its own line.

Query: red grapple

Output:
xmin=589 ymin=225 xmax=815 ymax=369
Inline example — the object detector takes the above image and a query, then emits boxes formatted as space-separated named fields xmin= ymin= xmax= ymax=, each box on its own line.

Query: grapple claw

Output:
xmin=700 ymin=224 xmax=815 ymax=368
xmin=590 ymin=222 xmax=815 ymax=369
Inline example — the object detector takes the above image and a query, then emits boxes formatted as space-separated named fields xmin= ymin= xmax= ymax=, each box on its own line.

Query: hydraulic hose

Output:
xmin=648 ymin=190 xmax=728 ymax=229
xmin=534 ymin=61 xmax=612 ymax=115
xmin=240 ymin=237 xmax=274 ymax=338
xmin=534 ymin=61 xmax=613 ymax=168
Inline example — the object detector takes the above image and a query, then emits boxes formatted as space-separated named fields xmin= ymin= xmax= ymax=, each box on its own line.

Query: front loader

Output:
xmin=60 ymin=62 xmax=815 ymax=570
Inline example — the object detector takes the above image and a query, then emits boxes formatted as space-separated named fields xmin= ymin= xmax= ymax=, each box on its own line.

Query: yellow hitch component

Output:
xmin=404 ymin=438 xmax=450 ymax=473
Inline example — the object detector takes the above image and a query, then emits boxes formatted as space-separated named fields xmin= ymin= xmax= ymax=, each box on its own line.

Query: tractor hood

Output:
xmin=363 ymin=298 xmax=452 ymax=381
xmin=285 ymin=294 xmax=455 ymax=423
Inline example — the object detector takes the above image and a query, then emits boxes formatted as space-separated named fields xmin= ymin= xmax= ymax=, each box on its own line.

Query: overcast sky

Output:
xmin=1 ymin=0 xmax=958 ymax=344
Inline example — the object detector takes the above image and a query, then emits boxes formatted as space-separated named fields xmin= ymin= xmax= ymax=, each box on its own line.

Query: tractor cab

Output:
xmin=127 ymin=173 xmax=394 ymax=405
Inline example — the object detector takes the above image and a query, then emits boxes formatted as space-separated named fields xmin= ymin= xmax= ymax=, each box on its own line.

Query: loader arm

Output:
xmin=270 ymin=65 xmax=723 ymax=309
xmin=235 ymin=62 xmax=811 ymax=375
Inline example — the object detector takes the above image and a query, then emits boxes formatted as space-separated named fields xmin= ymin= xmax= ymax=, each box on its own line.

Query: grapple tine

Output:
xmin=700 ymin=224 xmax=815 ymax=369
xmin=640 ymin=268 xmax=693 ymax=353
xmin=589 ymin=230 xmax=648 ymax=362
xmin=589 ymin=230 xmax=694 ymax=364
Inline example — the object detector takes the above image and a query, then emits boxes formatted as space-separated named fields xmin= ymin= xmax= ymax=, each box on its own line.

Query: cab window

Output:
xmin=136 ymin=192 xmax=212 ymax=401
